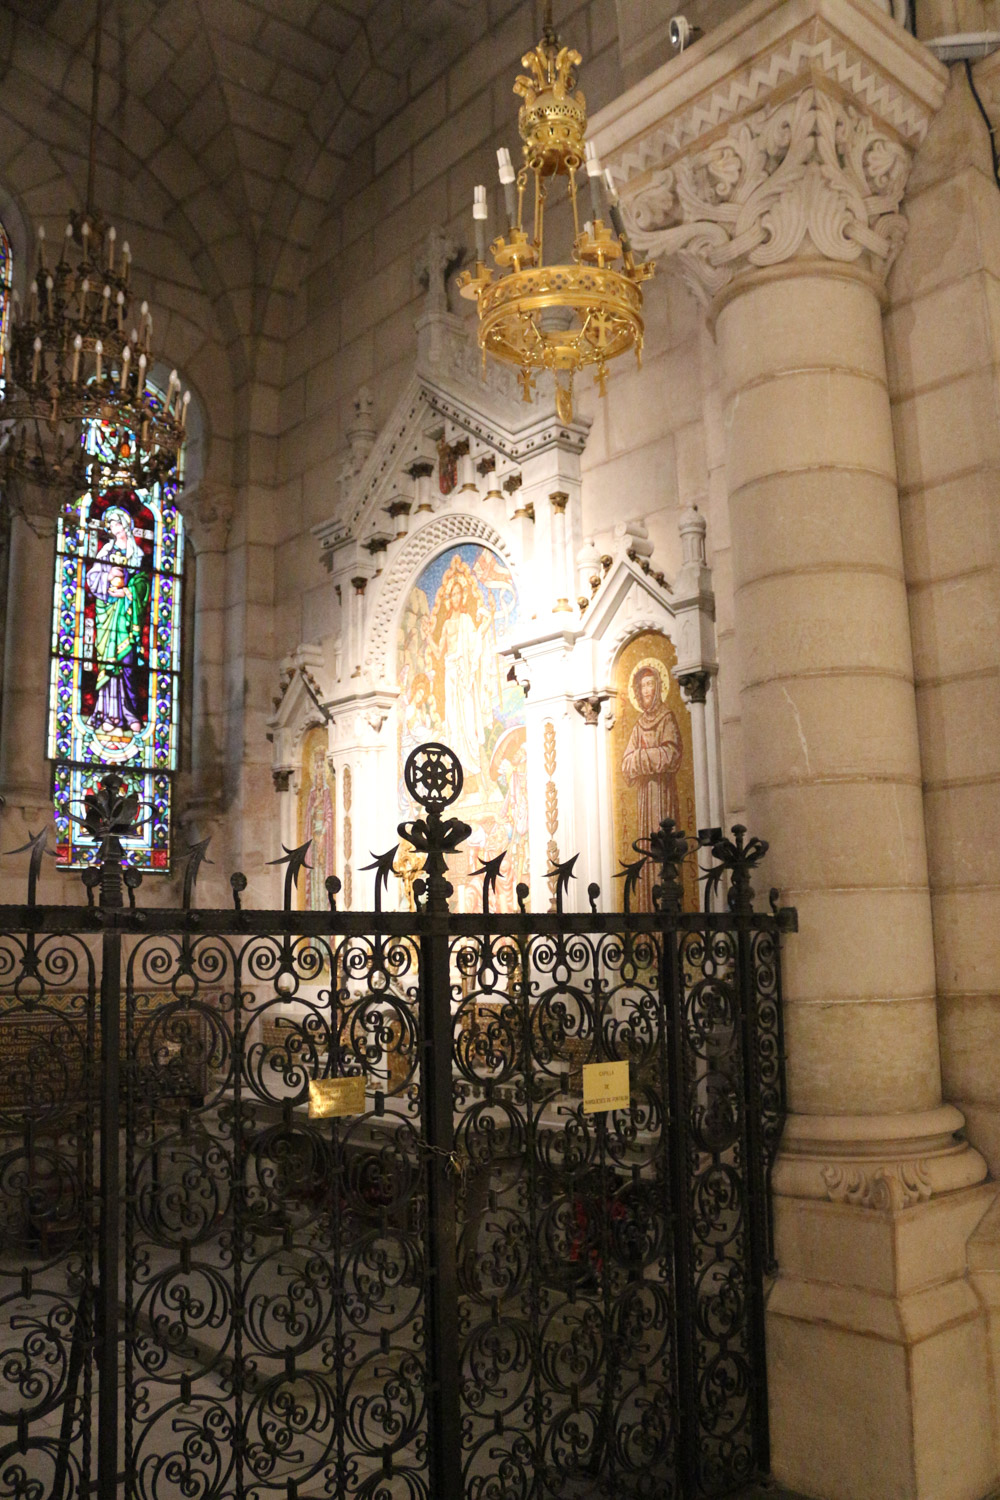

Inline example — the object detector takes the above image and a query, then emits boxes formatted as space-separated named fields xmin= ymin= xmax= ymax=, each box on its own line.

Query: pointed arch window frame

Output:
xmin=47 ymin=397 xmax=186 ymax=872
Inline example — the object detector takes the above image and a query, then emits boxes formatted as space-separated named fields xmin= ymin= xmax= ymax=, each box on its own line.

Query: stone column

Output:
xmin=0 ymin=499 xmax=59 ymax=854
xmin=598 ymin=1 xmax=997 ymax=1495
xmin=178 ymin=483 xmax=233 ymax=864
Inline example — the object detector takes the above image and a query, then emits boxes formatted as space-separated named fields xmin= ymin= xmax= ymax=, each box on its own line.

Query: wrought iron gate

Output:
xmin=0 ymin=743 xmax=792 ymax=1500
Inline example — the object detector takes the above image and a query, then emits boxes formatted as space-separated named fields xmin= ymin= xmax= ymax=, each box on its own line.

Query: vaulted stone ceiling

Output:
xmin=0 ymin=0 xmax=483 ymax=353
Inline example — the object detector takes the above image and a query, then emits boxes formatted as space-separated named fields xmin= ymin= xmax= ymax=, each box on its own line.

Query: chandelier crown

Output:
xmin=515 ymin=37 xmax=585 ymax=174
xmin=458 ymin=13 xmax=653 ymax=422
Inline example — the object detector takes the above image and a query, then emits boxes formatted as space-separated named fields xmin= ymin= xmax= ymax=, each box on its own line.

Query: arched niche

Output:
xmin=608 ymin=628 xmax=698 ymax=912
xmin=393 ymin=535 xmax=528 ymax=913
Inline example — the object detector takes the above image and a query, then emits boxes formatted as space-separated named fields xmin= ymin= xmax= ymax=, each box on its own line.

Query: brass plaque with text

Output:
xmin=308 ymin=1075 xmax=367 ymax=1119
xmin=582 ymin=1059 xmax=631 ymax=1114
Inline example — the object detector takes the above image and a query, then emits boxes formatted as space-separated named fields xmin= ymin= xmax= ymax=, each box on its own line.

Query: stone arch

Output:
xmin=599 ymin=610 xmax=678 ymax=691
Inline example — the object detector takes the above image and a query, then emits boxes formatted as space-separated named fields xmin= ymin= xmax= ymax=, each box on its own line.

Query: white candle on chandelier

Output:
xmin=496 ymin=146 xmax=517 ymax=226
xmin=80 ymin=277 xmax=90 ymax=319
xmin=27 ymin=278 xmax=38 ymax=320
xmin=94 ymin=339 xmax=103 ymax=383
xmin=121 ymin=241 xmax=131 ymax=282
xmin=31 ymin=335 xmax=42 ymax=383
xmin=116 ymin=289 xmax=124 ymax=330
xmin=107 ymin=225 xmax=116 ymax=271
xmin=45 ymin=275 xmax=54 ymax=318
xmin=167 ymin=368 xmax=179 ymax=417
xmin=36 ymin=224 xmax=46 ymax=270
xmin=472 ymin=184 xmax=488 ymax=263
xmin=180 ymin=388 xmax=191 ymax=431
xmin=120 ymin=344 xmax=131 ymax=391
xmin=71 ymin=333 xmax=82 ymax=384
xmin=137 ymin=350 xmax=147 ymax=390
xmin=102 ymin=284 xmax=111 ymax=323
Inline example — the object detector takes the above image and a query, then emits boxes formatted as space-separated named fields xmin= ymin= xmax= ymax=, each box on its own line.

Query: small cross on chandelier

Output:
xmin=458 ymin=2 xmax=654 ymax=424
xmin=0 ymin=0 xmax=187 ymax=505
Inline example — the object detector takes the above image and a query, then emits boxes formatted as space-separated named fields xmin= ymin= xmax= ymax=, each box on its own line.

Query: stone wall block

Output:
xmin=730 ymin=470 xmax=905 ymax=585
xmin=899 ymin=470 xmax=999 ymax=586
xmin=893 ymin=369 xmax=1000 ymax=493
xmin=924 ymin=782 xmax=1000 ymax=889
xmin=931 ymin=890 xmax=1000 ymax=995
xmin=737 ymin=572 xmax=914 ymax=689
xmin=752 ymin=780 xmax=930 ymax=893
xmin=939 ymin=994 xmax=1000 ymax=1105
xmin=742 ymin=673 xmax=923 ymax=789
xmin=726 ymin=370 xmax=896 ymax=495
xmin=781 ymin=888 xmax=940 ymax=1010
xmin=782 ymin=994 xmax=942 ymax=1117
xmin=908 ymin=569 xmax=1000 ymax=681
xmin=721 ymin=273 xmax=889 ymax=390
xmin=916 ymin=674 xmax=1000 ymax=786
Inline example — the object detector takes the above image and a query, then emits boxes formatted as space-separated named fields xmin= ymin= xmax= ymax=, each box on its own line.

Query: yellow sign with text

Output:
xmin=308 ymin=1075 xmax=367 ymax=1119
xmin=582 ymin=1060 xmax=631 ymax=1114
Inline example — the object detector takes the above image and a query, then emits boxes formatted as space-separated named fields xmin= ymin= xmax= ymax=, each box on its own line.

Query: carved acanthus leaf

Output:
xmin=623 ymin=87 xmax=911 ymax=307
xmin=821 ymin=1159 xmax=933 ymax=1212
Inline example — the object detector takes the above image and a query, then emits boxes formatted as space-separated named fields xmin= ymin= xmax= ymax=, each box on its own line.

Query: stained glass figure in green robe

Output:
xmin=85 ymin=501 xmax=151 ymax=734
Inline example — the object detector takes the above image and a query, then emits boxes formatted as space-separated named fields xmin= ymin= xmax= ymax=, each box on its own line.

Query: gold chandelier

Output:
xmin=458 ymin=7 xmax=653 ymax=423
xmin=0 ymin=0 xmax=185 ymax=503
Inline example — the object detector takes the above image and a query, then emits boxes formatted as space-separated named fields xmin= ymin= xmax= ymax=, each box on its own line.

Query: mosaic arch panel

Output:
xmin=48 ymin=418 xmax=184 ymax=870
xmin=397 ymin=543 xmax=527 ymax=913
xmin=610 ymin=629 xmax=698 ymax=912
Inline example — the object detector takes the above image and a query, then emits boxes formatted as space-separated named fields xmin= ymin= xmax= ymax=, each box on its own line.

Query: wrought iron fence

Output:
xmin=0 ymin=742 xmax=793 ymax=1500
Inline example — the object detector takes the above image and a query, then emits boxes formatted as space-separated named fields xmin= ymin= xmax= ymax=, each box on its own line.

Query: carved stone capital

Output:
xmin=593 ymin=0 xmax=947 ymax=311
xmin=573 ymin=694 xmax=608 ymax=726
xmin=624 ymin=86 xmax=914 ymax=308
xmin=677 ymin=670 xmax=711 ymax=706
xmin=181 ymin=482 xmax=234 ymax=555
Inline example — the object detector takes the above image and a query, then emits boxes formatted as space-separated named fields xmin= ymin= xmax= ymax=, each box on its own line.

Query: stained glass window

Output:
xmin=0 ymin=219 xmax=11 ymax=384
xmin=49 ymin=411 xmax=184 ymax=870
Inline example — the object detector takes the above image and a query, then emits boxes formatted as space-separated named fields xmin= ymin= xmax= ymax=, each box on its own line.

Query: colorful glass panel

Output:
xmin=0 ymin=220 xmax=11 ymax=384
xmin=49 ymin=417 xmax=184 ymax=870
xmin=53 ymin=765 xmax=172 ymax=871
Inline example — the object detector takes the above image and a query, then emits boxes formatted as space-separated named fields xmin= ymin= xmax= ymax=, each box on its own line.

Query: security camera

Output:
xmin=669 ymin=14 xmax=703 ymax=50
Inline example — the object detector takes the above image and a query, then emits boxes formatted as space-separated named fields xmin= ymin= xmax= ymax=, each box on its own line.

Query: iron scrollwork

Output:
xmin=0 ymin=747 xmax=790 ymax=1500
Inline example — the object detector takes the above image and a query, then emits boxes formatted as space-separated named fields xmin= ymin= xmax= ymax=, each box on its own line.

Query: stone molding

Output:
xmin=591 ymin=0 xmax=946 ymax=168
xmin=588 ymin=0 xmax=946 ymax=311
xmin=773 ymin=1105 xmax=988 ymax=1209
xmin=622 ymin=85 xmax=912 ymax=308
